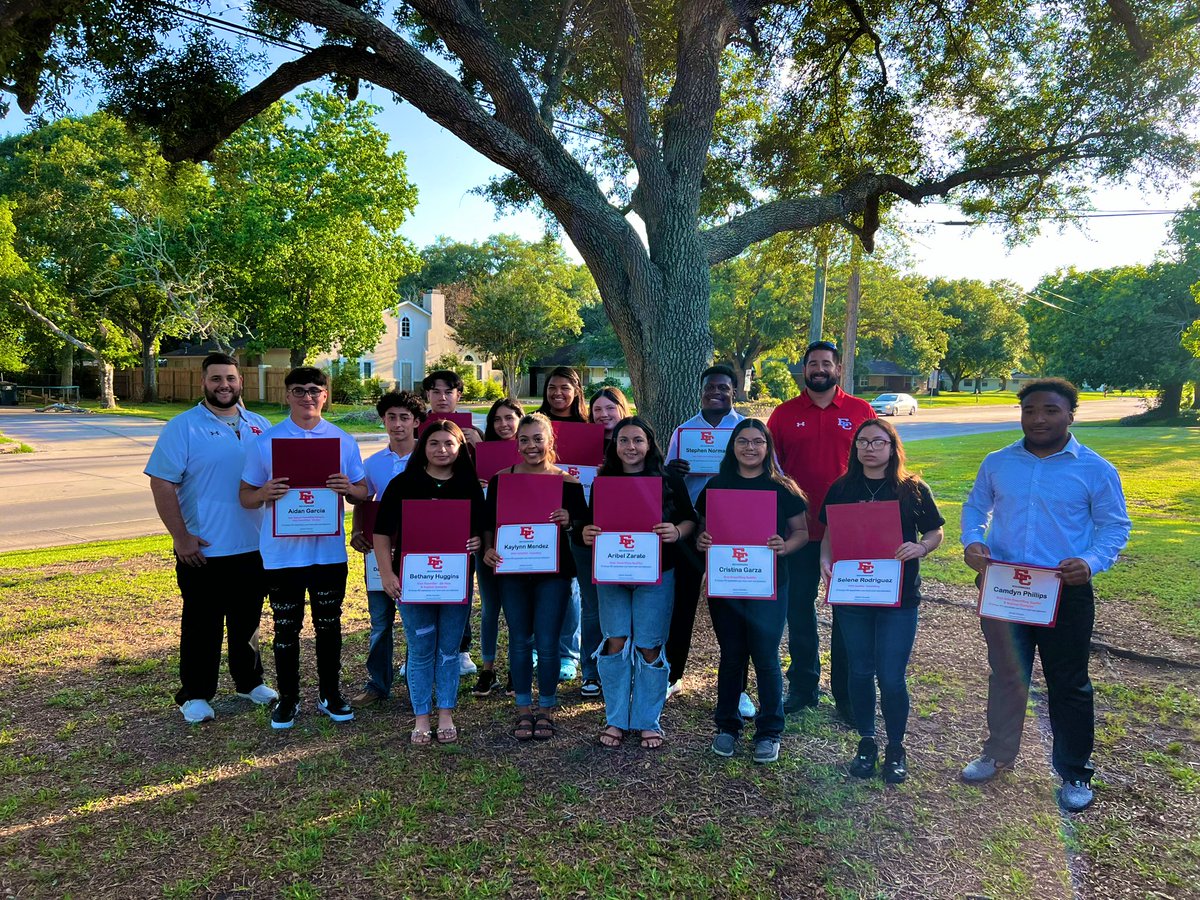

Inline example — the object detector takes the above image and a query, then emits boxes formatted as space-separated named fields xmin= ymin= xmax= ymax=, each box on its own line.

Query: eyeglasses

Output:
xmin=288 ymin=387 xmax=325 ymax=399
xmin=855 ymin=438 xmax=892 ymax=450
xmin=734 ymin=438 xmax=768 ymax=448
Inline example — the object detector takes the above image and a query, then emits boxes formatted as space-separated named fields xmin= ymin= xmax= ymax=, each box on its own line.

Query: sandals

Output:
xmin=533 ymin=713 xmax=556 ymax=741
xmin=436 ymin=725 xmax=458 ymax=744
xmin=640 ymin=730 xmax=665 ymax=750
xmin=598 ymin=726 xmax=624 ymax=749
xmin=410 ymin=728 xmax=432 ymax=745
xmin=512 ymin=714 xmax=536 ymax=741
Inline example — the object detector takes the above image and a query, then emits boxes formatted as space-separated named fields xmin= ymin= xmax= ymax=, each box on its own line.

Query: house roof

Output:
xmin=532 ymin=343 xmax=624 ymax=369
xmin=392 ymin=298 xmax=431 ymax=318
xmin=861 ymin=359 xmax=919 ymax=376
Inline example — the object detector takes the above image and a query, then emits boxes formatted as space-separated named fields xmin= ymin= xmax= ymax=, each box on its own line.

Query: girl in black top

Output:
xmin=482 ymin=413 xmax=588 ymax=741
xmin=537 ymin=366 xmax=587 ymax=422
xmin=372 ymin=421 xmax=486 ymax=745
xmin=581 ymin=416 xmax=696 ymax=749
xmin=695 ymin=418 xmax=808 ymax=763
xmin=818 ymin=417 xmax=944 ymax=784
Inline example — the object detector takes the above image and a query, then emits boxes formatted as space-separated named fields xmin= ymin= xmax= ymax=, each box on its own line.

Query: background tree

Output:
xmin=1165 ymin=187 xmax=1200 ymax=409
xmin=210 ymin=90 xmax=420 ymax=368
xmin=1026 ymin=265 xmax=1200 ymax=416
xmin=4 ymin=3 xmax=1199 ymax=433
xmin=931 ymin=278 xmax=1028 ymax=392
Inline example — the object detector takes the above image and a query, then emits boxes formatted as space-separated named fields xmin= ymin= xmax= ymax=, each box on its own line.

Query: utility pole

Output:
xmin=809 ymin=239 xmax=827 ymax=343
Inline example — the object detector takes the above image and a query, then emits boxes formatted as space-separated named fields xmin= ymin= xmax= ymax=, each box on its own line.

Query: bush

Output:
xmin=758 ymin=359 xmax=800 ymax=402
xmin=328 ymin=365 xmax=367 ymax=404
xmin=482 ymin=380 xmax=506 ymax=401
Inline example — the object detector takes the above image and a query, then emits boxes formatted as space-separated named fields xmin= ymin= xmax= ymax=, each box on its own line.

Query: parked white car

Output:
xmin=870 ymin=392 xmax=918 ymax=416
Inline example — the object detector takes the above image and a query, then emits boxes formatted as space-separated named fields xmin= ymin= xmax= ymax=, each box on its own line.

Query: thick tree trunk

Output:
xmin=141 ymin=336 xmax=159 ymax=402
xmin=1191 ymin=382 xmax=1200 ymax=410
xmin=731 ymin=355 xmax=752 ymax=401
xmin=99 ymin=361 xmax=116 ymax=409
xmin=951 ymin=374 xmax=963 ymax=392
xmin=1157 ymin=382 xmax=1183 ymax=417
xmin=58 ymin=344 xmax=74 ymax=387
xmin=290 ymin=347 xmax=305 ymax=369
xmin=502 ymin=363 xmax=520 ymax=400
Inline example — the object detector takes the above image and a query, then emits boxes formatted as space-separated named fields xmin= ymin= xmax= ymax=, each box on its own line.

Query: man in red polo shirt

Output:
xmin=767 ymin=340 xmax=876 ymax=716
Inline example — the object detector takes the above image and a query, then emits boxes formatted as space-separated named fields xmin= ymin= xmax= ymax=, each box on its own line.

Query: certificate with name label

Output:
xmin=593 ymin=531 xmax=661 ymax=584
xmin=365 ymin=553 xmax=384 ymax=592
xmin=273 ymin=488 xmax=341 ymax=537
xmin=556 ymin=464 xmax=598 ymax=502
xmin=676 ymin=428 xmax=733 ymax=475
xmin=827 ymin=559 xmax=903 ymax=606
xmin=707 ymin=544 xmax=777 ymax=600
xmin=495 ymin=523 xmax=560 ymax=574
xmin=401 ymin=552 xmax=470 ymax=603
xmin=978 ymin=561 xmax=1063 ymax=626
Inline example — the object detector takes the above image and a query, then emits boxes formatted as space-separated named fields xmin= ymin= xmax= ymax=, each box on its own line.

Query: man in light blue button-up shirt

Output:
xmin=959 ymin=378 xmax=1131 ymax=812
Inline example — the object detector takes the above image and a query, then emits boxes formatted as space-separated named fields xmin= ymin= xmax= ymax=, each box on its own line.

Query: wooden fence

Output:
xmin=115 ymin=368 xmax=289 ymax=404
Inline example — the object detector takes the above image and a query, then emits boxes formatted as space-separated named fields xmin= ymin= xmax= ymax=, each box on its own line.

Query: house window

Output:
xmin=401 ymin=316 xmax=411 ymax=339
xmin=361 ymin=361 xmax=373 ymax=379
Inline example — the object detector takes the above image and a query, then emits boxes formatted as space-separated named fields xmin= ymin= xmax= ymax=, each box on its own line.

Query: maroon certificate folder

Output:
xmin=706 ymin=489 xmax=777 ymax=545
xmin=496 ymin=473 xmax=563 ymax=525
xmin=419 ymin=411 xmax=475 ymax=435
xmin=550 ymin=421 xmax=605 ymax=465
xmin=401 ymin=499 xmax=470 ymax=554
xmin=592 ymin=476 xmax=661 ymax=532
xmin=825 ymin=501 xmax=903 ymax=560
xmin=358 ymin=499 xmax=380 ymax=536
xmin=271 ymin=437 xmax=340 ymax=486
xmin=474 ymin=440 xmax=522 ymax=481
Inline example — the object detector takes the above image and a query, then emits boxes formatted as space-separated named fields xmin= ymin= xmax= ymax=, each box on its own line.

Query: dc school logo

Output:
xmin=700 ymin=431 xmax=715 ymax=444
xmin=1013 ymin=567 xmax=1032 ymax=587
xmin=249 ymin=425 xmax=263 ymax=435
xmin=838 ymin=418 xmax=852 ymax=430
xmin=619 ymin=534 xmax=636 ymax=549
xmin=567 ymin=466 xmax=580 ymax=477
xmin=732 ymin=547 xmax=749 ymax=563
xmin=428 ymin=555 xmax=443 ymax=570
xmin=298 ymin=490 xmax=315 ymax=504
xmin=858 ymin=561 xmax=875 ymax=574
xmin=520 ymin=526 xmax=535 ymax=539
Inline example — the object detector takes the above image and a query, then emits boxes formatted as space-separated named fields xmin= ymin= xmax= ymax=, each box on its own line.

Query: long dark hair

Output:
xmin=484 ymin=397 xmax=524 ymax=441
xmin=404 ymin=420 xmax=476 ymax=479
xmin=843 ymin=418 xmax=914 ymax=489
xmin=537 ymin=366 xmax=587 ymax=422
xmin=599 ymin=416 xmax=665 ymax=476
xmin=718 ymin=419 xmax=804 ymax=499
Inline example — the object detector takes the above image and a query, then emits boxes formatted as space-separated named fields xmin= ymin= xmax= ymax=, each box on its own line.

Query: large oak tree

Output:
xmin=4 ymin=1 xmax=1197 ymax=432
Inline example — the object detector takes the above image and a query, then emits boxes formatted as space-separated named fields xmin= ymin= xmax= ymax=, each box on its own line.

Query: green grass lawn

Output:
xmin=910 ymin=425 xmax=1200 ymax=637
xmin=0 ymin=430 xmax=34 ymax=453
xmin=860 ymin=389 xmax=1146 ymax=408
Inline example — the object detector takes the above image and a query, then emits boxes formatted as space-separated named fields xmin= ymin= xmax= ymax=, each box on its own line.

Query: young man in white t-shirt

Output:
xmin=145 ymin=353 xmax=275 ymax=725
xmin=348 ymin=390 xmax=425 ymax=707
xmin=240 ymin=367 xmax=369 ymax=729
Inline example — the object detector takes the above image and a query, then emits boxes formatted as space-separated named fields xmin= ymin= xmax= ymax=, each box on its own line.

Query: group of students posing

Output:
xmin=148 ymin=343 xmax=1129 ymax=810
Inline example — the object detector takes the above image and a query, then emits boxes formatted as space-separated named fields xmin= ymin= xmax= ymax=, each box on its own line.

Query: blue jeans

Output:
xmin=398 ymin=601 xmax=470 ymax=716
xmin=364 ymin=589 xmax=398 ymax=697
xmin=500 ymin=574 xmax=570 ymax=709
xmin=708 ymin=566 xmax=789 ymax=740
xmin=834 ymin=605 xmax=919 ymax=743
xmin=559 ymin=579 xmax=582 ymax=669
xmin=570 ymin=542 xmax=601 ymax=681
xmin=476 ymin=554 xmax=504 ymax=664
xmin=596 ymin=571 xmax=675 ymax=732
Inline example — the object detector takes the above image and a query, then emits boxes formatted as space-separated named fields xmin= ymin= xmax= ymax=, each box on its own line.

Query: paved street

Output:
xmin=0 ymin=397 xmax=1143 ymax=552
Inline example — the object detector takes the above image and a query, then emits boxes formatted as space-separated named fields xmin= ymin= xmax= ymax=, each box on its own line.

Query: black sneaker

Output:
xmin=504 ymin=671 xmax=514 ymax=697
xmin=580 ymin=678 xmax=602 ymax=699
xmin=472 ymin=669 xmax=498 ymax=697
xmin=783 ymin=692 xmax=816 ymax=715
xmin=849 ymin=737 xmax=878 ymax=778
xmin=271 ymin=696 xmax=299 ymax=730
xmin=883 ymin=743 xmax=908 ymax=784
xmin=317 ymin=694 xmax=355 ymax=723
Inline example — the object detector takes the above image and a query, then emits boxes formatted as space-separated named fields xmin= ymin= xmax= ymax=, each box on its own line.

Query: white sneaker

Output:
xmin=738 ymin=692 xmax=757 ymax=718
xmin=237 ymin=684 xmax=279 ymax=705
xmin=459 ymin=652 xmax=478 ymax=676
xmin=398 ymin=661 xmax=406 ymax=679
xmin=179 ymin=698 xmax=215 ymax=724
xmin=665 ymin=680 xmax=683 ymax=700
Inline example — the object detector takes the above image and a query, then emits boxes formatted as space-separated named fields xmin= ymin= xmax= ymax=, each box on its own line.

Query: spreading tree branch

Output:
xmin=1105 ymin=0 xmax=1153 ymax=62
xmin=605 ymin=0 xmax=668 ymax=196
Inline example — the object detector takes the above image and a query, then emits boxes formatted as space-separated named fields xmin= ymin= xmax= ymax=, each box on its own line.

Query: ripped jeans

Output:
xmin=398 ymin=601 xmax=470 ymax=716
xmin=595 ymin=570 xmax=675 ymax=733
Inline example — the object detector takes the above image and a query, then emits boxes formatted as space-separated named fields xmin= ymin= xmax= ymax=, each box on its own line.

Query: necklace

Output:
xmin=863 ymin=476 xmax=887 ymax=502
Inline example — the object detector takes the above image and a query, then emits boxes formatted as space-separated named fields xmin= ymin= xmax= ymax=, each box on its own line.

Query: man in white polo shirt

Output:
xmin=240 ymin=366 xmax=369 ymax=730
xmin=145 ymin=352 xmax=277 ymax=725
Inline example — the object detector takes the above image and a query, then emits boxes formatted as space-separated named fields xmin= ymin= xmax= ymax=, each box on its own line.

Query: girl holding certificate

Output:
xmin=818 ymin=419 xmax=944 ymax=783
xmin=695 ymin=419 xmax=808 ymax=765
xmin=571 ymin=386 xmax=632 ymax=699
xmin=581 ymin=416 xmax=696 ymax=750
xmin=482 ymin=413 xmax=588 ymax=741
xmin=372 ymin=421 xmax=486 ymax=745
xmin=471 ymin=398 xmax=524 ymax=697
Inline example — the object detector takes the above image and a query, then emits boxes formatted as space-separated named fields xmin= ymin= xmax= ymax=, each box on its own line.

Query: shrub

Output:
xmin=758 ymin=359 xmax=800 ymax=402
xmin=482 ymin=380 xmax=506 ymax=401
xmin=328 ymin=365 xmax=366 ymax=404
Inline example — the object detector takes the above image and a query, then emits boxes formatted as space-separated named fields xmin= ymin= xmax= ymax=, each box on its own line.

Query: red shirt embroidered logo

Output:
xmin=1013 ymin=567 xmax=1032 ymax=586
xmin=427 ymin=555 xmax=443 ymax=570
xmin=619 ymin=534 xmax=635 ymax=549
xmin=858 ymin=561 xmax=875 ymax=574
xmin=298 ymin=490 xmax=315 ymax=504
xmin=838 ymin=418 xmax=852 ymax=430
xmin=732 ymin=547 xmax=749 ymax=563
xmin=700 ymin=431 xmax=714 ymax=444
xmin=520 ymin=526 xmax=535 ymax=539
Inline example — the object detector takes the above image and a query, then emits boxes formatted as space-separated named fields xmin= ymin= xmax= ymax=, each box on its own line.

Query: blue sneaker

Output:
xmin=711 ymin=732 xmax=737 ymax=758
xmin=1059 ymin=780 xmax=1094 ymax=812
